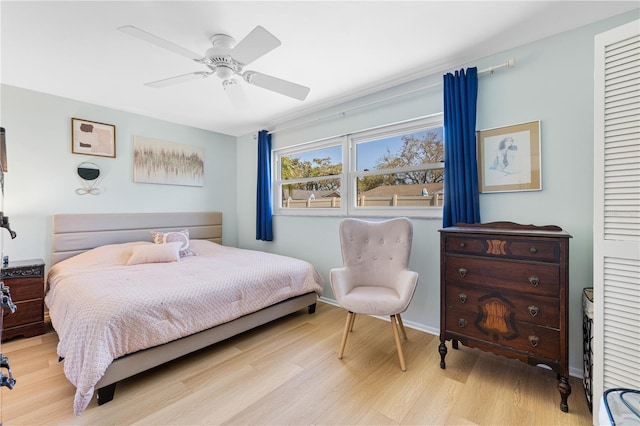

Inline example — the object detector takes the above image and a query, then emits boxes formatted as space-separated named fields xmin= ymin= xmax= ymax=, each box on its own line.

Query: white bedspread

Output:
xmin=45 ymin=240 xmax=323 ymax=415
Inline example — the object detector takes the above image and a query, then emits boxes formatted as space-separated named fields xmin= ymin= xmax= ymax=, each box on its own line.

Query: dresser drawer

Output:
xmin=445 ymin=256 xmax=560 ymax=297
xmin=2 ymin=277 xmax=43 ymax=302
xmin=445 ymin=308 xmax=560 ymax=360
xmin=445 ymin=284 xmax=560 ymax=328
xmin=444 ymin=235 xmax=560 ymax=262
xmin=3 ymin=299 xmax=43 ymax=328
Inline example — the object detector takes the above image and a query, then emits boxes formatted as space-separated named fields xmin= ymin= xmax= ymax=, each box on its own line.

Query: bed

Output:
xmin=45 ymin=212 xmax=323 ymax=415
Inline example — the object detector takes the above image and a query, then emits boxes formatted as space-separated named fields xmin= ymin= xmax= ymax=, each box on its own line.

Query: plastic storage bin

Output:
xmin=599 ymin=388 xmax=640 ymax=425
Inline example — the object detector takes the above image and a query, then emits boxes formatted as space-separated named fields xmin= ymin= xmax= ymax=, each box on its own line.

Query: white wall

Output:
xmin=0 ymin=85 xmax=238 ymax=266
xmin=235 ymin=9 xmax=640 ymax=377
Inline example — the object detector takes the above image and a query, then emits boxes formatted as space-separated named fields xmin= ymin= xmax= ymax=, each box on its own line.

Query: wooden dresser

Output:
xmin=439 ymin=222 xmax=572 ymax=412
xmin=1 ymin=259 xmax=45 ymax=341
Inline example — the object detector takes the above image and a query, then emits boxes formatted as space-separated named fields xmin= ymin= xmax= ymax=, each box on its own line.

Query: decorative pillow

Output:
xmin=150 ymin=228 xmax=195 ymax=257
xmin=126 ymin=242 xmax=181 ymax=266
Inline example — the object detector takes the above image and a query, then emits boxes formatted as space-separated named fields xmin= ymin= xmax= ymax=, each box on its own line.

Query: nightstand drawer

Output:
xmin=2 ymin=263 xmax=44 ymax=279
xmin=3 ymin=277 xmax=43 ymax=301
xmin=3 ymin=299 xmax=43 ymax=328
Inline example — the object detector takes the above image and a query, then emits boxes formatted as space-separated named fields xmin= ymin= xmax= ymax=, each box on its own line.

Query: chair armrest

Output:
xmin=330 ymin=267 xmax=354 ymax=300
xmin=395 ymin=270 xmax=419 ymax=309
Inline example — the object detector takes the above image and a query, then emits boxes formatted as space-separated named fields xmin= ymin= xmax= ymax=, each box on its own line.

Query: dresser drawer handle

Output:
xmin=457 ymin=319 xmax=467 ymax=328
xmin=458 ymin=268 xmax=467 ymax=278
xmin=529 ymin=276 xmax=540 ymax=287
xmin=458 ymin=293 xmax=467 ymax=304
xmin=528 ymin=335 xmax=540 ymax=347
xmin=528 ymin=305 xmax=539 ymax=317
xmin=529 ymin=246 xmax=538 ymax=254
xmin=459 ymin=242 xmax=466 ymax=248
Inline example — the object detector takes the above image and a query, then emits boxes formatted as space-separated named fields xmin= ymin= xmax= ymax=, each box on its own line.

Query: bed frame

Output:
xmin=51 ymin=212 xmax=318 ymax=405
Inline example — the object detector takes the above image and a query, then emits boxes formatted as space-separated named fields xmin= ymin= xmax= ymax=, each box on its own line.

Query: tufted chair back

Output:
xmin=339 ymin=217 xmax=413 ymax=288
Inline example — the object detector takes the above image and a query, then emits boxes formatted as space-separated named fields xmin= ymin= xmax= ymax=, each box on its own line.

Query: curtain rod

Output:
xmin=268 ymin=58 xmax=516 ymax=135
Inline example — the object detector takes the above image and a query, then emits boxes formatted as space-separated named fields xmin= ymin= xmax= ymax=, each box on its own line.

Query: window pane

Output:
xmin=281 ymin=178 xmax=341 ymax=208
xmin=280 ymin=146 xmax=342 ymax=179
xmin=356 ymin=128 xmax=443 ymax=171
xmin=357 ymin=170 xmax=444 ymax=207
xmin=354 ymin=126 xmax=444 ymax=209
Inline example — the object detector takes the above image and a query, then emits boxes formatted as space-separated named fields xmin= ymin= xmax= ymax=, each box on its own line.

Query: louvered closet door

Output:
xmin=593 ymin=19 xmax=640 ymax=425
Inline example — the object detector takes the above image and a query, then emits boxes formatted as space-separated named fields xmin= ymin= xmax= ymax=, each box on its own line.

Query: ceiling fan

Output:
xmin=118 ymin=25 xmax=310 ymax=106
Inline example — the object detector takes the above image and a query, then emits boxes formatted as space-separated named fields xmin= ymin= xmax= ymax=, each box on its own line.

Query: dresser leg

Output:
xmin=452 ymin=339 xmax=459 ymax=350
xmin=557 ymin=375 xmax=571 ymax=412
xmin=438 ymin=341 xmax=447 ymax=369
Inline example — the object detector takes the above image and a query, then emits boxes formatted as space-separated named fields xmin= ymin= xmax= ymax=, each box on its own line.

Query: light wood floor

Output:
xmin=1 ymin=302 xmax=592 ymax=425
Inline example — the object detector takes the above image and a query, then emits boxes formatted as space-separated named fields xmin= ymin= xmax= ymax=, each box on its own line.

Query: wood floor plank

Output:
xmin=223 ymin=350 xmax=340 ymax=425
xmin=0 ymin=302 xmax=592 ymax=425
xmin=356 ymin=409 xmax=399 ymax=426
xmin=370 ymin=331 xmax=435 ymax=422
xmin=401 ymin=374 xmax=465 ymax=425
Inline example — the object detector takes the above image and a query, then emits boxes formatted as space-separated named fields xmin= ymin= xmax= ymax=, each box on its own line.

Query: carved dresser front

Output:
xmin=438 ymin=222 xmax=572 ymax=412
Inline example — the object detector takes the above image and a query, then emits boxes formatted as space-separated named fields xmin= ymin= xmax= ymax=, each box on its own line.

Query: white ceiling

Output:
xmin=1 ymin=1 xmax=638 ymax=136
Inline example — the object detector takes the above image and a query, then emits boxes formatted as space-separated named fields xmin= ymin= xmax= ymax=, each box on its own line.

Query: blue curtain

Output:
xmin=256 ymin=130 xmax=273 ymax=241
xmin=442 ymin=67 xmax=480 ymax=228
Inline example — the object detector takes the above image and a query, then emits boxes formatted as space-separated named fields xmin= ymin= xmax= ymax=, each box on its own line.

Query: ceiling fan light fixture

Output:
xmin=223 ymin=79 xmax=249 ymax=109
xmin=215 ymin=66 xmax=235 ymax=80
xmin=222 ymin=79 xmax=239 ymax=89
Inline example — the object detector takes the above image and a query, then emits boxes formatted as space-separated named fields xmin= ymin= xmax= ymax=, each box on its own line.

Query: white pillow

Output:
xmin=126 ymin=242 xmax=181 ymax=265
xmin=150 ymin=229 xmax=195 ymax=257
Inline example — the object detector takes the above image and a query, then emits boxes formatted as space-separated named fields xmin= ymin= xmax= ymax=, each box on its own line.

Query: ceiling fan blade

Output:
xmin=118 ymin=25 xmax=204 ymax=61
xmin=229 ymin=26 xmax=281 ymax=66
xmin=223 ymin=79 xmax=249 ymax=109
xmin=244 ymin=71 xmax=310 ymax=101
xmin=145 ymin=72 xmax=211 ymax=88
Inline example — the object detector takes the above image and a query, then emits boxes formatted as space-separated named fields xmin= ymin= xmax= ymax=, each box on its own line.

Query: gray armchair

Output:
xmin=330 ymin=217 xmax=419 ymax=371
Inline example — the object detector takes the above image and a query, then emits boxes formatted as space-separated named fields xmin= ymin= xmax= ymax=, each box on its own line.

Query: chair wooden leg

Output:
xmin=390 ymin=314 xmax=406 ymax=371
xmin=348 ymin=312 xmax=356 ymax=332
xmin=397 ymin=313 xmax=407 ymax=339
xmin=338 ymin=311 xmax=354 ymax=359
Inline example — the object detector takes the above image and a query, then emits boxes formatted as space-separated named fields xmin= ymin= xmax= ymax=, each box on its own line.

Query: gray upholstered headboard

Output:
xmin=52 ymin=212 xmax=222 ymax=264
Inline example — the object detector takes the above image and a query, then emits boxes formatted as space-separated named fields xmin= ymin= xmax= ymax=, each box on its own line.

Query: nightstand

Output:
xmin=1 ymin=259 xmax=45 ymax=341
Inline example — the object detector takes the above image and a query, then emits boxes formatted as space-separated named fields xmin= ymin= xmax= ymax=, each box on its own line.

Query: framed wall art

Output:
xmin=133 ymin=135 xmax=204 ymax=187
xmin=477 ymin=120 xmax=541 ymax=193
xmin=71 ymin=118 xmax=116 ymax=158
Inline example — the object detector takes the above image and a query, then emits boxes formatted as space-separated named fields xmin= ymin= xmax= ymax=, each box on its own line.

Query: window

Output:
xmin=274 ymin=114 xmax=443 ymax=217
xmin=276 ymin=138 xmax=345 ymax=213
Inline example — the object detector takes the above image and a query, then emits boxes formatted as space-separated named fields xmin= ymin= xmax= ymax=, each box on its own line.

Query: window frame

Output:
xmin=274 ymin=136 xmax=347 ymax=216
xmin=273 ymin=113 xmax=444 ymax=219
